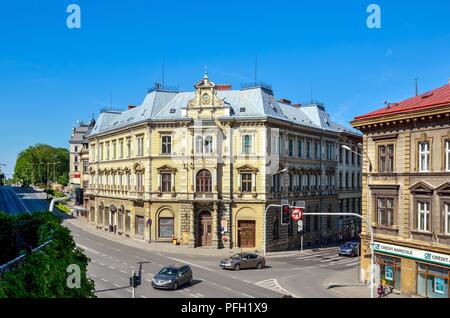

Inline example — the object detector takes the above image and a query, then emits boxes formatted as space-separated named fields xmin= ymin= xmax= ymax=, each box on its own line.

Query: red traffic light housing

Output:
xmin=281 ymin=205 xmax=291 ymax=225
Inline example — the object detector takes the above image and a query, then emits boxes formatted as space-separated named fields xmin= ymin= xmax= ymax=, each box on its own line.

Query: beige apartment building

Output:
xmin=352 ymin=81 xmax=450 ymax=298
xmin=85 ymin=74 xmax=360 ymax=252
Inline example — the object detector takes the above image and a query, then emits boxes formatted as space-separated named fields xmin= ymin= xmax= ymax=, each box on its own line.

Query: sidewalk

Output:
xmin=266 ymin=247 xmax=338 ymax=258
xmin=322 ymin=267 xmax=407 ymax=298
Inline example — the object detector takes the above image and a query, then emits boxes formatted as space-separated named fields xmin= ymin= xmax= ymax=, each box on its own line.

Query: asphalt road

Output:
xmin=0 ymin=186 xmax=49 ymax=215
xmin=1 ymin=186 xmax=360 ymax=298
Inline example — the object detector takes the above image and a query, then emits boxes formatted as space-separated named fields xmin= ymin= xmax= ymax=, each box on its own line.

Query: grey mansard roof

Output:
xmin=89 ymin=86 xmax=360 ymax=137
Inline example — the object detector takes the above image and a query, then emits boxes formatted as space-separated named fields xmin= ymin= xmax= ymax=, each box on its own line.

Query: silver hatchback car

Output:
xmin=220 ymin=253 xmax=266 ymax=271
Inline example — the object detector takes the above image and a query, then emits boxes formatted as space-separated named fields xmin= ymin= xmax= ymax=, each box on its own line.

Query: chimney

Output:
xmin=278 ymin=98 xmax=292 ymax=105
xmin=128 ymin=105 xmax=137 ymax=110
xmin=216 ymin=84 xmax=232 ymax=91
xmin=292 ymin=103 xmax=301 ymax=108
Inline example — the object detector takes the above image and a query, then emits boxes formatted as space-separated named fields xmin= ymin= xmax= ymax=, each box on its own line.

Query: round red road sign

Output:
xmin=291 ymin=208 xmax=303 ymax=221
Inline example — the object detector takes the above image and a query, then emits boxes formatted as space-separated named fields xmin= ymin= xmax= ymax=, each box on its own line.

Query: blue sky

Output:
xmin=0 ymin=0 xmax=449 ymax=176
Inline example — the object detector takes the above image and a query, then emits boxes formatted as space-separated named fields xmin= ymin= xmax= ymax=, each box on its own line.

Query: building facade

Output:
xmin=69 ymin=120 xmax=95 ymax=193
xmin=352 ymin=81 xmax=450 ymax=298
xmin=85 ymin=74 xmax=361 ymax=252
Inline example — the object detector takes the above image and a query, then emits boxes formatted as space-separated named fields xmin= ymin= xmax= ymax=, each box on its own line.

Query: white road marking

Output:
xmin=255 ymin=279 xmax=297 ymax=297
xmin=189 ymin=294 xmax=200 ymax=298
xmin=77 ymin=244 xmax=100 ymax=255
xmin=120 ymin=270 xmax=127 ymax=274
xmin=223 ymin=287 xmax=232 ymax=291
xmin=167 ymin=257 xmax=215 ymax=272
xmin=195 ymin=293 xmax=205 ymax=298
xmin=90 ymin=274 xmax=97 ymax=278
xmin=126 ymin=289 xmax=132 ymax=293
xmin=241 ymin=293 xmax=255 ymax=298
xmin=141 ymin=295 xmax=147 ymax=299
xmin=243 ymin=280 xmax=251 ymax=284
xmin=109 ymin=266 xmax=116 ymax=270
xmin=99 ymin=263 xmax=106 ymax=266
xmin=101 ymin=278 xmax=109 ymax=282
xmin=113 ymin=284 xmax=121 ymax=288
xmin=123 ymin=263 xmax=128 ymax=266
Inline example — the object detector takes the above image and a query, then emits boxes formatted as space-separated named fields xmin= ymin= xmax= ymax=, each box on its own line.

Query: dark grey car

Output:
xmin=151 ymin=265 xmax=193 ymax=290
xmin=220 ymin=253 xmax=266 ymax=271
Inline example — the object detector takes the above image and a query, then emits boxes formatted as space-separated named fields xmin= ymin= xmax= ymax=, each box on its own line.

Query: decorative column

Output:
xmin=212 ymin=202 xmax=219 ymax=248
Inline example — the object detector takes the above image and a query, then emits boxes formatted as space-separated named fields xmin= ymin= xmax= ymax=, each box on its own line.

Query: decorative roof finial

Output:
xmin=204 ymin=66 xmax=208 ymax=79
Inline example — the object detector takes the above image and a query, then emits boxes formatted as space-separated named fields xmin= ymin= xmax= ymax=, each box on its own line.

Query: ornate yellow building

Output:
xmin=86 ymin=74 xmax=360 ymax=251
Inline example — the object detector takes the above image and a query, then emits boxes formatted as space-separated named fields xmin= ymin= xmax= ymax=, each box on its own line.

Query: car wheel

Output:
xmin=234 ymin=264 xmax=240 ymax=271
xmin=173 ymin=282 xmax=178 ymax=290
xmin=256 ymin=262 xmax=263 ymax=270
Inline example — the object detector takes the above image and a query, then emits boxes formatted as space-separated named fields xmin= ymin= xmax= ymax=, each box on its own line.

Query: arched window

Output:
xmin=158 ymin=210 xmax=174 ymax=239
xmin=204 ymin=136 xmax=213 ymax=153
xmin=196 ymin=169 xmax=212 ymax=193
xmin=195 ymin=136 xmax=203 ymax=154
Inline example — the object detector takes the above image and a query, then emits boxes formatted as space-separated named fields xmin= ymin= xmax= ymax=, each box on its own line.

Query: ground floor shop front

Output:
xmin=86 ymin=196 xmax=266 ymax=251
xmin=361 ymin=240 xmax=450 ymax=298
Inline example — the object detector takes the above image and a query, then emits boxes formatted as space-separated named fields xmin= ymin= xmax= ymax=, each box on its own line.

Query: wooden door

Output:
xmin=199 ymin=212 xmax=212 ymax=247
xmin=238 ymin=221 xmax=256 ymax=248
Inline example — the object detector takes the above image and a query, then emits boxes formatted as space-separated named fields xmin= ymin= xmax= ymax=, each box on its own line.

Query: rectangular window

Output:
xmin=125 ymin=211 xmax=131 ymax=232
xmin=306 ymin=141 xmax=311 ymax=159
xmin=288 ymin=139 xmax=294 ymax=157
xmin=298 ymin=140 xmax=303 ymax=157
xmin=137 ymin=136 xmax=144 ymax=157
xmin=136 ymin=173 xmax=144 ymax=191
xmin=241 ymin=173 xmax=253 ymax=192
xmin=242 ymin=135 xmax=253 ymax=154
xmin=377 ymin=198 xmax=394 ymax=227
xmin=126 ymin=138 xmax=131 ymax=158
xmin=326 ymin=144 xmax=333 ymax=160
xmin=419 ymin=141 xmax=430 ymax=172
xmin=135 ymin=216 xmax=145 ymax=235
xmin=417 ymin=201 xmax=430 ymax=232
xmin=314 ymin=142 xmax=320 ymax=159
xmin=379 ymin=144 xmax=394 ymax=172
xmin=445 ymin=203 xmax=450 ymax=235
xmin=119 ymin=140 xmax=124 ymax=159
xmin=106 ymin=143 xmax=110 ymax=160
xmin=339 ymin=147 xmax=343 ymax=163
xmin=161 ymin=135 xmax=172 ymax=154
xmin=159 ymin=218 xmax=174 ymax=238
xmin=161 ymin=173 xmax=172 ymax=192
xmin=112 ymin=142 xmax=116 ymax=159
xmin=446 ymin=140 xmax=450 ymax=172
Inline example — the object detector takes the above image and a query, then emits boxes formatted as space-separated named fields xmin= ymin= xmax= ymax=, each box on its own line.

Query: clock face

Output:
xmin=202 ymin=94 xmax=210 ymax=102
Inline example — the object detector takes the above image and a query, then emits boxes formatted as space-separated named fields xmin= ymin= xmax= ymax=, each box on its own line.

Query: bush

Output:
xmin=0 ymin=212 xmax=96 ymax=298
xmin=55 ymin=203 xmax=71 ymax=214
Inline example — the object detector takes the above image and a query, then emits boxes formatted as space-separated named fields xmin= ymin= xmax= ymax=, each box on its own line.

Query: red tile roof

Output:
xmin=354 ymin=83 xmax=450 ymax=121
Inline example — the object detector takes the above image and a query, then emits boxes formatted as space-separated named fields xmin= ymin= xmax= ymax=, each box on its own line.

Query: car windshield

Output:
xmin=159 ymin=267 xmax=178 ymax=276
xmin=342 ymin=243 xmax=353 ymax=248
xmin=230 ymin=254 xmax=244 ymax=259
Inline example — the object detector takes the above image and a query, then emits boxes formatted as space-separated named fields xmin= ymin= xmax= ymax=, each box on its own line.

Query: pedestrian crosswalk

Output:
xmin=296 ymin=249 xmax=359 ymax=268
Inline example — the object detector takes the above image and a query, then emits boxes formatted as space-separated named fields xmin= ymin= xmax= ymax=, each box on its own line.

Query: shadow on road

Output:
xmin=95 ymin=286 xmax=130 ymax=293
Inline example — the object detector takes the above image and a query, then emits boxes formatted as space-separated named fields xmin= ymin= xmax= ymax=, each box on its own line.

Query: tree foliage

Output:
xmin=0 ymin=212 xmax=96 ymax=298
xmin=13 ymin=144 xmax=69 ymax=186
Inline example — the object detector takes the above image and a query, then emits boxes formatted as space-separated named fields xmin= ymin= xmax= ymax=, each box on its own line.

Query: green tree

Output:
xmin=13 ymin=144 xmax=69 ymax=186
xmin=0 ymin=212 xmax=96 ymax=298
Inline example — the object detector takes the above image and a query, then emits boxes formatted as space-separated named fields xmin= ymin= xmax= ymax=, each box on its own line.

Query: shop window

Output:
xmin=159 ymin=217 xmax=174 ymax=238
xmin=135 ymin=216 xmax=145 ymax=235
xmin=125 ymin=210 xmax=131 ymax=232
xmin=376 ymin=255 xmax=401 ymax=291
xmin=417 ymin=263 xmax=449 ymax=298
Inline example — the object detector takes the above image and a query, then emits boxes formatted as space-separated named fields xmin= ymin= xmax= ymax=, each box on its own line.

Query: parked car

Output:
xmin=151 ymin=265 xmax=193 ymax=290
xmin=339 ymin=241 xmax=359 ymax=257
xmin=220 ymin=253 xmax=266 ymax=271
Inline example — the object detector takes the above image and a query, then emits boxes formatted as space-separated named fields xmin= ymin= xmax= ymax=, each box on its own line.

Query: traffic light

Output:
xmin=130 ymin=274 xmax=141 ymax=288
xmin=281 ymin=204 xmax=291 ymax=225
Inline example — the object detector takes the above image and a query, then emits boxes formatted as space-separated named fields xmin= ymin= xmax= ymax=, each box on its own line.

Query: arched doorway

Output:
xmin=198 ymin=211 xmax=212 ymax=247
